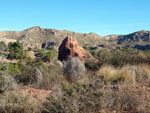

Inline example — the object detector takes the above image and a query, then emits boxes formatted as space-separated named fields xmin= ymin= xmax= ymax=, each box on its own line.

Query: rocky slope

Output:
xmin=0 ymin=26 xmax=107 ymax=49
xmin=117 ymin=30 xmax=150 ymax=48
xmin=0 ymin=26 xmax=150 ymax=50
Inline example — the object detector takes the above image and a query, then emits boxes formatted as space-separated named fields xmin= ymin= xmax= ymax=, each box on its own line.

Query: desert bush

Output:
xmin=83 ymin=46 xmax=90 ymax=51
xmin=28 ymin=47 xmax=32 ymax=51
xmin=39 ymin=64 xmax=64 ymax=89
xmin=104 ymin=86 xmax=145 ymax=112
xmin=47 ymin=46 xmax=54 ymax=51
xmin=64 ymin=57 xmax=86 ymax=82
xmin=8 ymin=42 xmax=26 ymax=60
xmin=0 ymin=92 xmax=41 ymax=113
xmin=136 ymin=64 xmax=150 ymax=83
xmin=31 ymin=59 xmax=45 ymax=68
xmin=0 ymin=41 xmax=7 ymax=51
xmin=35 ymin=49 xmax=57 ymax=62
xmin=43 ymin=50 xmax=57 ymax=62
xmin=16 ymin=64 xmax=44 ymax=85
xmin=42 ymin=80 xmax=104 ymax=113
xmin=0 ymin=74 xmax=17 ymax=93
xmin=8 ymin=63 xmax=21 ymax=75
xmin=14 ymin=59 xmax=48 ymax=85
xmin=15 ymin=59 xmax=63 ymax=88
xmin=0 ymin=63 xmax=9 ymax=74
xmin=95 ymin=48 xmax=150 ymax=66
xmin=85 ymin=59 xmax=100 ymax=71
xmin=91 ymin=50 xmax=97 ymax=58
xmin=26 ymin=56 xmax=33 ymax=63
xmin=15 ymin=64 xmax=35 ymax=85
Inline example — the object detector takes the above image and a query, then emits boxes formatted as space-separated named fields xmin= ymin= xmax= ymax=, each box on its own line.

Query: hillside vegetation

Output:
xmin=0 ymin=41 xmax=150 ymax=113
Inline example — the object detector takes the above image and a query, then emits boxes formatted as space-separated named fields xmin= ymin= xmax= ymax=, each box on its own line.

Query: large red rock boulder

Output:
xmin=58 ymin=36 xmax=95 ymax=62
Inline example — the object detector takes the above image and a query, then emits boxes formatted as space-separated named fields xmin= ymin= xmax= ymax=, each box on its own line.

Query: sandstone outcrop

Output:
xmin=58 ymin=36 xmax=95 ymax=62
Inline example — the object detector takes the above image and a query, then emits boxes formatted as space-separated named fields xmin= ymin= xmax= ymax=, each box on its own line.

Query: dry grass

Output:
xmin=136 ymin=64 xmax=150 ymax=83
xmin=98 ymin=64 xmax=150 ymax=84
xmin=98 ymin=65 xmax=133 ymax=84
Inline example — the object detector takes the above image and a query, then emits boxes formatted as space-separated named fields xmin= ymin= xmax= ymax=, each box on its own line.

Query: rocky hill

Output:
xmin=0 ymin=26 xmax=108 ymax=49
xmin=0 ymin=26 xmax=150 ymax=50
xmin=117 ymin=30 xmax=150 ymax=49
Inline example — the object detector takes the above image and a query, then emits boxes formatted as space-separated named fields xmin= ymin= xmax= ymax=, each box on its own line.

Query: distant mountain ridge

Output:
xmin=0 ymin=26 xmax=150 ymax=50
xmin=118 ymin=30 xmax=150 ymax=46
xmin=0 ymin=26 xmax=105 ymax=48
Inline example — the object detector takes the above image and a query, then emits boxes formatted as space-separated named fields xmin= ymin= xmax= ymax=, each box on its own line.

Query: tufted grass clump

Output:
xmin=98 ymin=65 xmax=137 ymax=84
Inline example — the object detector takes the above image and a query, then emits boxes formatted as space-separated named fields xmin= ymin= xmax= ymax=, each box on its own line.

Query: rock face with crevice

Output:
xmin=58 ymin=36 xmax=95 ymax=62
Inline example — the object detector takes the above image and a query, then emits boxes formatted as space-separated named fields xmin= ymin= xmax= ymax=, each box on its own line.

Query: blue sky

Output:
xmin=0 ymin=0 xmax=150 ymax=36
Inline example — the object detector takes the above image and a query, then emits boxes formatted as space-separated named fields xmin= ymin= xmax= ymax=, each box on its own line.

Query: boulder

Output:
xmin=58 ymin=36 xmax=95 ymax=62
xmin=55 ymin=60 xmax=63 ymax=69
xmin=33 ymin=68 xmax=43 ymax=84
xmin=64 ymin=57 xmax=86 ymax=82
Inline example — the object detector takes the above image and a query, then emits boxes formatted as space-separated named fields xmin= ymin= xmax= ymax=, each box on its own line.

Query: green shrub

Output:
xmin=28 ymin=47 xmax=32 ymax=51
xmin=0 ymin=41 xmax=6 ymax=51
xmin=35 ymin=49 xmax=57 ymax=62
xmin=94 ymin=48 xmax=150 ymax=66
xmin=36 ymin=49 xmax=45 ymax=57
xmin=91 ymin=50 xmax=97 ymax=58
xmin=26 ymin=56 xmax=33 ymax=63
xmin=8 ymin=63 xmax=21 ymax=75
xmin=15 ymin=64 xmax=35 ymax=85
xmin=47 ymin=46 xmax=54 ymax=51
xmin=83 ymin=46 xmax=90 ymax=51
xmin=8 ymin=42 xmax=26 ymax=59
xmin=43 ymin=50 xmax=57 ymax=62
xmin=31 ymin=59 xmax=45 ymax=68
xmin=85 ymin=59 xmax=100 ymax=71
